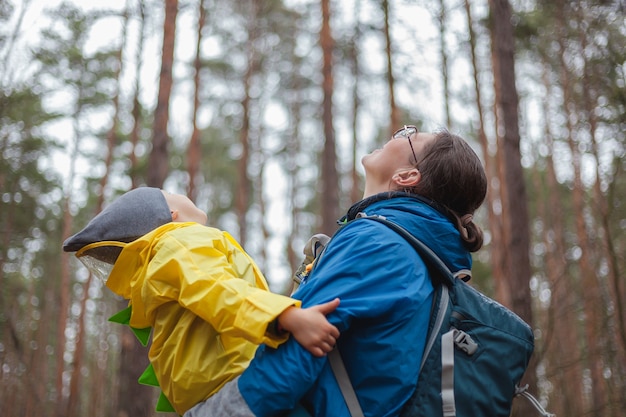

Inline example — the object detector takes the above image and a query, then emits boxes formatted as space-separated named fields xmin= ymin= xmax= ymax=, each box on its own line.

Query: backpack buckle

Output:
xmin=292 ymin=234 xmax=330 ymax=287
xmin=454 ymin=329 xmax=478 ymax=355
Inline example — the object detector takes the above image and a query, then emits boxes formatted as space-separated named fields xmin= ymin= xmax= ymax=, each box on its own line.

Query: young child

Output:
xmin=62 ymin=187 xmax=339 ymax=415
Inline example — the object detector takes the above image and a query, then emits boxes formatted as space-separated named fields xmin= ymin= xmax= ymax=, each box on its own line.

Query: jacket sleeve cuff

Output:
xmin=233 ymin=292 xmax=301 ymax=347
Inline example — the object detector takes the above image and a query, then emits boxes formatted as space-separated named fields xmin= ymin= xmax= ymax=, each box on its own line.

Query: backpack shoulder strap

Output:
xmin=328 ymin=349 xmax=365 ymax=417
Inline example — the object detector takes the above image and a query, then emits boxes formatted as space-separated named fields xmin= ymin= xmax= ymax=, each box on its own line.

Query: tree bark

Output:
xmin=147 ymin=0 xmax=178 ymax=188
xmin=488 ymin=0 xmax=533 ymax=329
xmin=67 ymin=13 xmax=126 ymax=414
xmin=538 ymin=66 xmax=585 ymax=417
xmin=117 ymin=2 xmax=178 ymax=416
xmin=117 ymin=323 xmax=155 ymax=417
xmin=57 ymin=86 xmax=85 ymax=417
xmin=235 ymin=0 xmax=260 ymax=246
xmin=382 ymin=0 xmax=399 ymax=131
xmin=437 ymin=0 xmax=451 ymax=128
xmin=554 ymin=1 xmax=607 ymax=413
xmin=463 ymin=0 xmax=505 ymax=298
xmin=349 ymin=0 xmax=362 ymax=204
xmin=486 ymin=1 xmax=512 ymax=308
xmin=577 ymin=5 xmax=626 ymax=408
xmin=129 ymin=2 xmax=146 ymax=190
xmin=488 ymin=1 xmax=536 ymax=415
xmin=319 ymin=0 xmax=340 ymax=235
xmin=284 ymin=21 xmax=305 ymax=287
xmin=186 ymin=0 xmax=206 ymax=202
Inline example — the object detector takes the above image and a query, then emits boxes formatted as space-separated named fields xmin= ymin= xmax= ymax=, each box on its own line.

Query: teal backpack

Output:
xmin=325 ymin=215 xmax=554 ymax=417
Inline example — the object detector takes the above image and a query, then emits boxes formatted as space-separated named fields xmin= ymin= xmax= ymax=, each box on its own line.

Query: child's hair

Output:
xmin=407 ymin=129 xmax=487 ymax=252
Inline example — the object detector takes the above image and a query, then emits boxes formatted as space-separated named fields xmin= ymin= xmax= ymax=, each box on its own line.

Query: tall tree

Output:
xmin=128 ymin=0 xmax=147 ymax=190
xmin=147 ymin=0 xmax=178 ymax=188
xmin=463 ymin=0 xmax=506 ymax=298
xmin=186 ymin=0 xmax=206 ymax=202
xmin=348 ymin=0 xmax=363 ymax=204
xmin=66 ymin=7 xmax=128 ymax=416
xmin=235 ymin=0 xmax=260 ymax=246
xmin=575 ymin=4 xmax=626 ymax=411
xmin=279 ymin=7 xmax=311 ymax=281
xmin=118 ymin=1 xmax=179 ymax=416
xmin=537 ymin=66 xmax=585 ymax=416
xmin=29 ymin=6 xmax=121 ymax=415
xmin=487 ymin=2 xmax=512 ymax=308
xmin=319 ymin=0 xmax=340 ymax=235
xmin=554 ymin=1 xmax=607 ymax=413
xmin=382 ymin=0 xmax=400 ymax=131
xmin=0 ymin=86 xmax=59 ymax=417
xmin=488 ymin=1 xmax=536 ymax=415
xmin=437 ymin=0 xmax=452 ymax=128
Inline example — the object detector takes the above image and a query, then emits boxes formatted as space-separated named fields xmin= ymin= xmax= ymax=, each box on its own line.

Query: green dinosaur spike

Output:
xmin=156 ymin=391 xmax=176 ymax=413
xmin=138 ymin=363 xmax=159 ymax=387
xmin=131 ymin=326 xmax=152 ymax=346
xmin=108 ymin=305 xmax=132 ymax=325
xmin=109 ymin=306 xmax=152 ymax=346
xmin=110 ymin=306 xmax=167 ymax=413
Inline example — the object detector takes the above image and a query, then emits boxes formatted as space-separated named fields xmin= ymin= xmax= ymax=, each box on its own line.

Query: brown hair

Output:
xmin=407 ymin=129 xmax=487 ymax=252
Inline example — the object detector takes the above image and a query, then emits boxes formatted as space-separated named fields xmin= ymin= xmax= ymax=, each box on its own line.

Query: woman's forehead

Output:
xmin=412 ymin=132 xmax=437 ymax=150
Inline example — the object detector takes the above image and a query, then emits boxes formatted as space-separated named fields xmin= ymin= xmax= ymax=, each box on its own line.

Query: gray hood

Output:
xmin=63 ymin=187 xmax=171 ymax=252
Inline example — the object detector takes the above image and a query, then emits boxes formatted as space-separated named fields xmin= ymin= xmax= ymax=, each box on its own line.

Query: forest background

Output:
xmin=1 ymin=0 xmax=625 ymax=416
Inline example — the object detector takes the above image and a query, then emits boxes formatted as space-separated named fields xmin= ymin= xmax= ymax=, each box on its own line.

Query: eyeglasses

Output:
xmin=392 ymin=125 xmax=419 ymax=163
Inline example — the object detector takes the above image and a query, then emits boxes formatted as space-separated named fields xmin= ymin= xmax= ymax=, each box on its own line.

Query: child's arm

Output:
xmin=276 ymin=298 xmax=340 ymax=357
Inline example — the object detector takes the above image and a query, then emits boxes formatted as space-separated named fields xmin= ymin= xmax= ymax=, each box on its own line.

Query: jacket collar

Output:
xmin=338 ymin=191 xmax=448 ymax=224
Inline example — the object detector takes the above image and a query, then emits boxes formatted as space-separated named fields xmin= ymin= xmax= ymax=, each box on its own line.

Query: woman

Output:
xmin=186 ymin=126 xmax=488 ymax=417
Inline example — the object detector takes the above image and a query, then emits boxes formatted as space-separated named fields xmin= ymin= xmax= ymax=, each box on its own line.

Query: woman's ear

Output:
xmin=392 ymin=168 xmax=421 ymax=187
xmin=170 ymin=210 xmax=179 ymax=221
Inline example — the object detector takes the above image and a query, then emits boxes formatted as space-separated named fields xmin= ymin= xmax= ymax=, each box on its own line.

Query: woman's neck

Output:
xmin=362 ymin=183 xmax=393 ymax=199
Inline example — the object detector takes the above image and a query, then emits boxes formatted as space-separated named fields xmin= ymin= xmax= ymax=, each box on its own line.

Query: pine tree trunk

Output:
xmin=349 ymin=0 xmax=362 ymax=204
xmin=437 ymin=0 xmax=451 ymax=128
xmin=0 ymin=166 xmax=16 ymax=415
xmin=319 ymin=0 xmax=340 ymax=235
xmin=236 ymin=0 xmax=259 ymax=246
xmin=463 ymin=0 xmax=505 ymax=299
xmin=117 ymin=321 xmax=154 ymax=417
xmin=577 ymin=5 xmax=626 ymax=409
xmin=486 ymin=1 xmax=512 ymax=308
xmin=67 ymin=12 xmax=127 ymax=414
xmin=488 ymin=1 xmax=536 ymax=415
xmin=129 ymin=3 xmax=146 ymax=190
xmin=538 ymin=67 xmax=585 ymax=416
xmin=117 ymin=2 xmax=178 ymax=416
xmin=285 ymin=26 xmax=305 ymax=287
xmin=285 ymin=85 xmax=302 ymax=281
xmin=554 ymin=1 xmax=607 ymax=413
xmin=382 ymin=0 xmax=399 ymax=131
xmin=187 ymin=0 xmax=206 ymax=202
xmin=57 ymin=199 xmax=73 ymax=417
xmin=147 ymin=0 xmax=178 ymax=188
xmin=57 ymin=105 xmax=84 ymax=417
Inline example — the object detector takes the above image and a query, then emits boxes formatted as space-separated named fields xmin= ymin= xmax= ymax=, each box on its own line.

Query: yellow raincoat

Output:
xmin=105 ymin=222 xmax=299 ymax=415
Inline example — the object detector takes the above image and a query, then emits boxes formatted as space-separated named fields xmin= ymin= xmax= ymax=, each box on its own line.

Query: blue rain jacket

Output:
xmin=238 ymin=195 xmax=473 ymax=417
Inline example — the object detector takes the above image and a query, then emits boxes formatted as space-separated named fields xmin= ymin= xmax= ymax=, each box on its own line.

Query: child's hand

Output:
xmin=278 ymin=298 xmax=340 ymax=357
